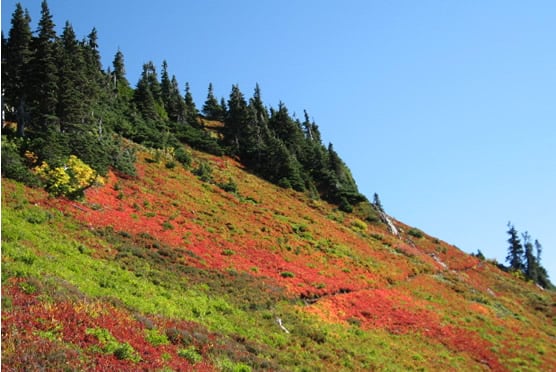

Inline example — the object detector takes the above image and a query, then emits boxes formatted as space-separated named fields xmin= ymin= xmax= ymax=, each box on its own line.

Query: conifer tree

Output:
xmin=223 ymin=84 xmax=249 ymax=156
xmin=160 ymin=60 xmax=172 ymax=111
xmin=373 ymin=193 xmax=384 ymax=213
xmin=5 ymin=3 xmax=33 ymax=136
xmin=301 ymin=110 xmax=322 ymax=144
xmin=219 ymin=97 xmax=227 ymax=118
xmin=522 ymin=232 xmax=538 ymax=281
xmin=506 ymin=222 xmax=525 ymax=272
xmin=245 ymin=84 xmax=271 ymax=167
xmin=82 ymin=27 xmax=108 ymax=121
xmin=57 ymin=21 xmax=87 ymax=131
xmin=202 ymin=82 xmax=224 ymax=120
xmin=169 ymin=76 xmax=186 ymax=123
xmin=28 ymin=0 xmax=59 ymax=131
xmin=134 ymin=62 xmax=162 ymax=121
xmin=268 ymin=102 xmax=304 ymax=155
xmin=112 ymin=49 xmax=130 ymax=90
xmin=534 ymin=240 xmax=552 ymax=289
xmin=184 ymin=82 xmax=198 ymax=126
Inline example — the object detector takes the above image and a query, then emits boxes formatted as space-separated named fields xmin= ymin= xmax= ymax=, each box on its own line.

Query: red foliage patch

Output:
xmin=1 ymin=278 xmax=214 ymax=371
xmin=306 ymin=287 xmax=504 ymax=371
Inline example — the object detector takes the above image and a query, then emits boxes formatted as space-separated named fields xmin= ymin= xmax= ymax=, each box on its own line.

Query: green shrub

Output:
xmin=218 ymin=177 xmax=238 ymax=193
xmin=280 ymin=271 xmax=295 ymax=278
xmin=408 ymin=228 xmax=424 ymax=239
xmin=194 ymin=161 xmax=213 ymax=182
xmin=144 ymin=328 xmax=170 ymax=346
xmin=178 ymin=346 xmax=202 ymax=364
xmin=174 ymin=146 xmax=192 ymax=167
xmin=86 ymin=328 xmax=140 ymax=362
xmin=1 ymin=138 xmax=42 ymax=187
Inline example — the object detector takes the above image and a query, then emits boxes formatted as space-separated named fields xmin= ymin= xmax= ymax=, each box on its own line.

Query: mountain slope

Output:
xmin=2 ymin=145 xmax=555 ymax=371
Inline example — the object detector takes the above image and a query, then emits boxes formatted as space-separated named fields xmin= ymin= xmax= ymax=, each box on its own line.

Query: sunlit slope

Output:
xmin=2 ymin=147 xmax=555 ymax=371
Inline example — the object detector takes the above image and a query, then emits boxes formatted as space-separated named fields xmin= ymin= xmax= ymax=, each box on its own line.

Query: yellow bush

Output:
xmin=34 ymin=155 xmax=99 ymax=199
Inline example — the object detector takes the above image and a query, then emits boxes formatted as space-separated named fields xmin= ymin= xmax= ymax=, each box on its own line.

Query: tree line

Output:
xmin=505 ymin=222 xmax=552 ymax=289
xmin=2 ymin=1 xmax=367 ymax=213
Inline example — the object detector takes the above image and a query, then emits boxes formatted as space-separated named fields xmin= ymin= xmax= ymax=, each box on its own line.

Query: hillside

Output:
xmin=2 ymin=145 xmax=555 ymax=371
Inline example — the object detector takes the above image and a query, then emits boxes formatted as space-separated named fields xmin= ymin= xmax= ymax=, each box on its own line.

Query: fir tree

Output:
xmin=245 ymin=84 xmax=271 ymax=167
xmin=534 ymin=240 xmax=552 ymax=289
xmin=57 ymin=21 xmax=87 ymax=131
xmin=28 ymin=0 xmax=59 ymax=131
xmin=202 ymin=82 xmax=223 ymax=120
xmin=134 ymin=62 xmax=162 ymax=121
xmin=82 ymin=27 xmax=108 ymax=121
xmin=373 ymin=193 xmax=384 ymax=213
xmin=268 ymin=102 xmax=304 ymax=156
xmin=522 ymin=232 xmax=538 ymax=281
xmin=112 ymin=49 xmax=130 ymax=90
xmin=223 ymin=84 xmax=249 ymax=156
xmin=160 ymin=60 xmax=172 ymax=112
xmin=169 ymin=76 xmax=186 ymax=123
xmin=506 ymin=222 xmax=525 ymax=272
xmin=184 ymin=82 xmax=198 ymax=126
xmin=5 ymin=3 xmax=33 ymax=136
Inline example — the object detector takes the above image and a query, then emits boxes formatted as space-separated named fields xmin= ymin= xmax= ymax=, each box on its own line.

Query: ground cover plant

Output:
xmin=2 ymin=147 xmax=555 ymax=371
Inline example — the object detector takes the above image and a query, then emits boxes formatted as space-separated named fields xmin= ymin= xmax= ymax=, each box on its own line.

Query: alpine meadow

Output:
xmin=2 ymin=2 xmax=555 ymax=371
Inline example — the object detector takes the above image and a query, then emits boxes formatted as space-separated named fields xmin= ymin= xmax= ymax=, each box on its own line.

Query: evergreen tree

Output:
xmin=534 ymin=240 xmax=552 ymax=289
xmin=5 ymin=3 xmax=33 ymax=136
xmin=202 ymin=82 xmax=223 ymax=120
xmin=223 ymin=84 xmax=249 ymax=156
xmin=107 ymin=49 xmax=134 ymax=136
xmin=219 ymin=97 xmax=227 ymax=118
xmin=535 ymin=239 xmax=542 ymax=265
xmin=112 ymin=49 xmax=130 ymax=90
xmin=84 ymin=28 xmax=101 ymax=71
xmin=263 ymin=135 xmax=304 ymax=191
xmin=301 ymin=110 xmax=322 ymax=144
xmin=245 ymin=83 xmax=271 ymax=167
xmin=28 ymin=0 xmax=59 ymax=131
xmin=506 ymin=222 xmax=525 ymax=272
xmin=268 ymin=102 xmax=304 ymax=156
xmin=183 ymin=82 xmax=198 ymax=126
xmin=522 ymin=232 xmax=537 ymax=281
xmin=57 ymin=21 xmax=87 ymax=131
xmin=169 ymin=76 xmax=186 ymax=123
xmin=134 ymin=62 xmax=162 ymax=121
xmin=160 ymin=60 xmax=172 ymax=112
xmin=82 ymin=27 xmax=109 ymax=124
xmin=373 ymin=193 xmax=384 ymax=213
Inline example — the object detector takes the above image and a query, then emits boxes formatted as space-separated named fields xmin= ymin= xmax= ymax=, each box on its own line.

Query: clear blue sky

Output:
xmin=3 ymin=1 xmax=555 ymax=281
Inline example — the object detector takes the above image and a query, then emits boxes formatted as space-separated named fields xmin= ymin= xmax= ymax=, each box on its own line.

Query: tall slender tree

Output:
xmin=522 ymin=231 xmax=537 ymax=281
xmin=112 ymin=49 xmax=130 ymax=90
xmin=5 ymin=3 xmax=33 ymax=136
xmin=223 ymin=84 xmax=248 ymax=156
xmin=28 ymin=0 xmax=59 ymax=131
xmin=183 ymin=82 xmax=198 ymax=126
xmin=506 ymin=222 xmax=525 ymax=272
xmin=57 ymin=21 xmax=87 ymax=131
xmin=160 ymin=60 xmax=172 ymax=111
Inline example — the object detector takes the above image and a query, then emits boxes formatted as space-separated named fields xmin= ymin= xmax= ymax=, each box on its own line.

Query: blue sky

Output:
xmin=3 ymin=1 xmax=555 ymax=281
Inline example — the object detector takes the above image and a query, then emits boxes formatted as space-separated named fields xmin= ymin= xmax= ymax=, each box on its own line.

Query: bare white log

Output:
xmin=276 ymin=317 xmax=290 ymax=334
